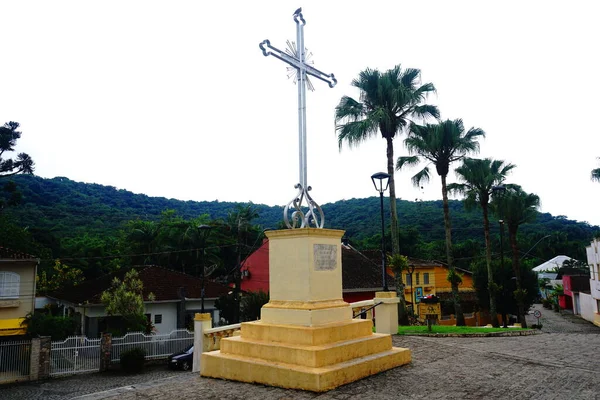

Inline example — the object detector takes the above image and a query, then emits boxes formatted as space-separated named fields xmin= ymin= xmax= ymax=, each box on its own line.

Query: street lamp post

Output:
xmin=408 ymin=263 xmax=416 ymax=315
xmin=371 ymin=172 xmax=391 ymax=292
xmin=499 ymin=219 xmax=508 ymax=328
xmin=198 ymin=224 xmax=213 ymax=314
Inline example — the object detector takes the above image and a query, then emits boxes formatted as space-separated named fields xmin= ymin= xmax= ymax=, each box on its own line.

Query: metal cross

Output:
xmin=259 ymin=8 xmax=337 ymax=229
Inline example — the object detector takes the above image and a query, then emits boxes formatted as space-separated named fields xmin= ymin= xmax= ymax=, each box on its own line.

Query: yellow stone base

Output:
xmin=201 ymin=319 xmax=411 ymax=392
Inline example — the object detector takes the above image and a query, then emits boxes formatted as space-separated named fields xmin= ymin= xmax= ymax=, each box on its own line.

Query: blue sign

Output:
xmin=415 ymin=287 xmax=423 ymax=303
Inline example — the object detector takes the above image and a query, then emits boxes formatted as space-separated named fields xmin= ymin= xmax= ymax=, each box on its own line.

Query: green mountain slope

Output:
xmin=3 ymin=175 xmax=598 ymax=262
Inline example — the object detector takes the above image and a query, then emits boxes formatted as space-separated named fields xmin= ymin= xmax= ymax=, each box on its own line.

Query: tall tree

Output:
xmin=335 ymin=65 xmax=438 ymax=325
xmin=335 ymin=65 xmax=439 ymax=257
xmin=447 ymin=158 xmax=515 ymax=327
xmin=0 ymin=121 xmax=34 ymax=211
xmin=100 ymin=269 xmax=155 ymax=334
xmin=592 ymin=158 xmax=600 ymax=182
xmin=0 ymin=122 xmax=34 ymax=177
xmin=492 ymin=186 xmax=540 ymax=328
xmin=396 ymin=119 xmax=484 ymax=326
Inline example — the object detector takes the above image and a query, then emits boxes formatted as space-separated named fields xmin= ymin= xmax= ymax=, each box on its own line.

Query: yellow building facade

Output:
xmin=0 ymin=248 xmax=39 ymax=336
xmin=396 ymin=260 xmax=476 ymax=322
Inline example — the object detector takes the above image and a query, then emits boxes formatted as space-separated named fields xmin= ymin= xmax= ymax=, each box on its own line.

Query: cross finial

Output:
xmin=259 ymin=10 xmax=336 ymax=229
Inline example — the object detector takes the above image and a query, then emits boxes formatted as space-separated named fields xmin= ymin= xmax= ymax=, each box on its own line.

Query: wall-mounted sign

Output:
xmin=415 ymin=287 xmax=423 ymax=303
xmin=313 ymin=244 xmax=337 ymax=271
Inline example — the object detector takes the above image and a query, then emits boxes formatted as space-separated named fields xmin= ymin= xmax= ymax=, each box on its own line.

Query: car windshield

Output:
xmin=184 ymin=345 xmax=193 ymax=354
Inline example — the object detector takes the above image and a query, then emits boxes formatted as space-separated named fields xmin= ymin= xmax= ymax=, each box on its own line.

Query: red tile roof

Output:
xmin=49 ymin=265 xmax=231 ymax=305
xmin=0 ymin=246 xmax=38 ymax=260
xmin=341 ymin=247 xmax=394 ymax=290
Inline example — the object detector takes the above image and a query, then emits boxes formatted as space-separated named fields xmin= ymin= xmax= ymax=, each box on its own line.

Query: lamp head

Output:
xmin=371 ymin=172 xmax=391 ymax=194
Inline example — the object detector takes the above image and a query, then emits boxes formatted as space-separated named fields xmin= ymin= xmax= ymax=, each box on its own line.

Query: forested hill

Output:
xmin=4 ymin=175 xmax=599 ymax=257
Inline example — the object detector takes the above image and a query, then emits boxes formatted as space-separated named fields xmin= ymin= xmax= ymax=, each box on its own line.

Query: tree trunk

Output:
xmin=441 ymin=174 xmax=465 ymax=325
xmin=395 ymin=273 xmax=409 ymax=325
xmin=385 ymin=137 xmax=407 ymax=324
xmin=482 ymin=203 xmax=499 ymax=327
xmin=386 ymin=137 xmax=399 ymax=256
xmin=508 ymin=226 xmax=527 ymax=328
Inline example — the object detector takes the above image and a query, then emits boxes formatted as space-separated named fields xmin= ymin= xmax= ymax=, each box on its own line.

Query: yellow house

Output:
xmin=397 ymin=259 xmax=476 ymax=322
xmin=0 ymin=247 xmax=39 ymax=336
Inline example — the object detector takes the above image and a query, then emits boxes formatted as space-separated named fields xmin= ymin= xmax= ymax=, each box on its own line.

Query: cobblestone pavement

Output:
xmin=0 ymin=364 xmax=190 ymax=400
xmin=83 ymin=331 xmax=600 ymax=400
xmin=2 ymin=306 xmax=598 ymax=400
xmin=526 ymin=303 xmax=599 ymax=334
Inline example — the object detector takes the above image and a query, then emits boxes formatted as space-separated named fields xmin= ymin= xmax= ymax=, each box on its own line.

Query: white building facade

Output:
xmin=581 ymin=238 xmax=600 ymax=327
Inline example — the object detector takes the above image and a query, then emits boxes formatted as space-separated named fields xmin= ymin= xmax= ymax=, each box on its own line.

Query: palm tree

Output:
xmin=396 ymin=119 xmax=485 ymax=326
xmin=335 ymin=65 xmax=439 ymax=258
xmin=447 ymin=158 xmax=515 ymax=327
xmin=592 ymin=158 xmax=600 ymax=182
xmin=493 ymin=186 xmax=540 ymax=328
xmin=182 ymin=217 xmax=214 ymax=277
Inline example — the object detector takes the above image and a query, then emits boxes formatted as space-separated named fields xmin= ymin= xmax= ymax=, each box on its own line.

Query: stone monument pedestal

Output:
xmin=201 ymin=228 xmax=411 ymax=392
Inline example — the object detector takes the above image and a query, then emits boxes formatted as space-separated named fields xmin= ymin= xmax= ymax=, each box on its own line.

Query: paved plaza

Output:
xmin=2 ymin=304 xmax=598 ymax=399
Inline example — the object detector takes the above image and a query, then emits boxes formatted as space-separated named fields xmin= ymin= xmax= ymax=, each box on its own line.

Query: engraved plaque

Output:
xmin=313 ymin=244 xmax=337 ymax=271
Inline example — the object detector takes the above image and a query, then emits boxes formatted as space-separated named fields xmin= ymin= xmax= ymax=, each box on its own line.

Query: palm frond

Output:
xmin=396 ymin=155 xmax=420 ymax=170
xmin=592 ymin=158 xmax=600 ymax=182
xmin=335 ymin=96 xmax=364 ymax=121
xmin=413 ymin=104 xmax=440 ymax=121
xmin=336 ymin=119 xmax=379 ymax=149
xmin=446 ymin=182 xmax=468 ymax=196
xmin=411 ymin=167 xmax=431 ymax=187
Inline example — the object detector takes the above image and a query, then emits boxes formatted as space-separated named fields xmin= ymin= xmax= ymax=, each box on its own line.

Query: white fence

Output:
xmin=0 ymin=339 xmax=31 ymax=384
xmin=50 ymin=336 xmax=101 ymax=377
xmin=111 ymin=329 xmax=193 ymax=363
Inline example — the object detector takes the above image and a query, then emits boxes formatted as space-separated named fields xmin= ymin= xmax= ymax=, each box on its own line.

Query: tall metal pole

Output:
xmin=499 ymin=220 xmax=507 ymax=328
xmin=409 ymin=264 xmax=416 ymax=314
xmin=201 ymin=246 xmax=205 ymax=313
xmin=259 ymin=10 xmax=336 ymax=229
xmin=198 ymin=225 xmax=212 ymax=315
xmin=379 ymin=191 xmax=388 ymax=291
xmin=296 ymin=14 xmax=307 ymax=189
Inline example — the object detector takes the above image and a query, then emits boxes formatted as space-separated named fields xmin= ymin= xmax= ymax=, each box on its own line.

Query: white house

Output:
xmin=46 ymin=265 xmax=232 ymax=336
xmin=580 ymin=239 xmax=600 ymax=327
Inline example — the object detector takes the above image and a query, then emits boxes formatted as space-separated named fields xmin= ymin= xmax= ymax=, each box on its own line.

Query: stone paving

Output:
xmin=0 ymin=365 xmax=188 ymax=400
xmin=1 ymin=305 xmax=598 ymax=399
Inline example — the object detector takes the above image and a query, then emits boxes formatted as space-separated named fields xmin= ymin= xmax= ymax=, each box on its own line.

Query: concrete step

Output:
xmin=201 ymin=346 xmax=411 ymax=392
xmin=220 ymin=333 xmax=392 ymax=368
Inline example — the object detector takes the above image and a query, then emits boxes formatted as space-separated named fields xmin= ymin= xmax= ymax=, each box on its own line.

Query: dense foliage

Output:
xmin=23 ymin=313 xmax=79 ymax=340
xmin=1 ymin=175 xmax=598 ymax=280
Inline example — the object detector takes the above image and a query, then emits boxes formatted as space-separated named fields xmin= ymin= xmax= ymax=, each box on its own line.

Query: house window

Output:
xmin=405 ymin=274 xmax=411 ymax=285
xmin=154 ymin=314 xmax=163 ymax=324
xmin=0 ymin=272 xmax=19 ymax=299
xmin=416 ymin=273 xmax=420 ymax=285
xmin=424 ymin=273 xmax=430 ymax=285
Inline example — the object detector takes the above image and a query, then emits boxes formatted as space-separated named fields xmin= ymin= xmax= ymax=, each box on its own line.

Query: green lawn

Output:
xmin=398 ymin=325 xmax=529 ymax=335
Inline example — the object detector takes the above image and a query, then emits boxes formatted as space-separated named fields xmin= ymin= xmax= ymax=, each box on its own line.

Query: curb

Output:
xmin=399 ymin=330 xmax=541 ymax=337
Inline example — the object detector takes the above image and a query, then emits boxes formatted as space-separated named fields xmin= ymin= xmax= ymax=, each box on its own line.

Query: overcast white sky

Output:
xmin=3 ymin=1 xmax=599 ymax=226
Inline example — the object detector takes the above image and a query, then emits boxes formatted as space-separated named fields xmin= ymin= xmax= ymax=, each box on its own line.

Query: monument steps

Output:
xmin=201 ymin=346 xmax=411 ymax=392
xmin=220 ymin=332 xmax=393 ymax=368
xmin=240 ymin=319 xmax=375 ymax=345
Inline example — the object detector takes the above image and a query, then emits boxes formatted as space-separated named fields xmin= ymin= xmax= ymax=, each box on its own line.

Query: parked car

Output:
xmin=168 ymin=345 xmax=193 ymax=371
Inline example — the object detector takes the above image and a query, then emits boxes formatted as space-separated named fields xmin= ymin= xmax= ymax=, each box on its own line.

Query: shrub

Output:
xmin=119 ymin=347 xmax=146 ymax=373
xmin=240 ymin=290 xmax=269 ymax=322
xmin=23 ymin=312 xmax=79 ymax=340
